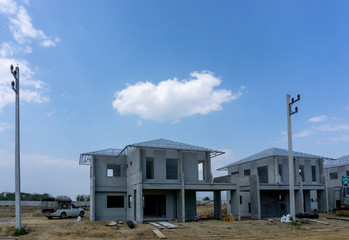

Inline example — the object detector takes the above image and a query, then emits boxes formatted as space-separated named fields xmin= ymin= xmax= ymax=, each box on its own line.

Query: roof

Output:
xmin=79 ymin=148 xmax=122 ymax=165
xmin=118 ymin=138 xmax=224 ymax=158
xmin=324 ymin=155 xmax=349 ymax=168
xmin=218 ymin=147 xmax=326 ymax=171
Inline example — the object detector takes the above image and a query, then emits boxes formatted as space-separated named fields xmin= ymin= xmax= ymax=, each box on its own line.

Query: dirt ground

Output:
xmin=1 ymin=205 xmax=349 ymax=240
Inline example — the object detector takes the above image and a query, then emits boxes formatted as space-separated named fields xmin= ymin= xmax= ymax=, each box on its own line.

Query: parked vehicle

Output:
xmin=41 ymin=197 xmax=84 ymax=219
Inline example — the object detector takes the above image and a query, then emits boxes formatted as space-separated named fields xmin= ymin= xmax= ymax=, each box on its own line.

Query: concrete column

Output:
xmin=294 ymin=158 xmax=301 ymax=184
xmin=178 ymin=150 xmax=185 ymax=222
xmin=295 ymin=188 xmax=304 ymax=214
xmin=319 ymin=159 xmax=324 ymax=184
xmin=230 ymin=186 xmax=241 ymax=220
xmin=274 ymin=157 xmax=281 ymax=184
xmin=249 ymin=175 xmax=261 ymax=220
xmin=90 ymin=156 xmax=96 ymax=221
xmin=206 ymin=152 xmax=213 ymax=183
xmin=135 ymin=185 xmax=143 ymax=223
xmin=317 ymin=189 xmax=328 ymax=213
xmin=214 ymin=191 xmax=222 ymax=220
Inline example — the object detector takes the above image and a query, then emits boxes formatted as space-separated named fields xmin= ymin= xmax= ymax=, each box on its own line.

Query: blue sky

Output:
xmin=0 ymin=0 xmax=348 ymax=199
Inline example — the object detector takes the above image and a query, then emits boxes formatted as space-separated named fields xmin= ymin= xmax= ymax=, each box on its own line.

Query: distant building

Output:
xmin=324 ymin=155 xmax=349 ymax=211
xmin=79 ymin=138 xmax=234 ymax=222
xmin=216 ymin=148 xmax=328 ymax=219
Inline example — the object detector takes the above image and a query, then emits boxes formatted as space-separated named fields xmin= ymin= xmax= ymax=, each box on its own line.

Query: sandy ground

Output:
xmin=1 ymin=205 xmax=349 ymax=239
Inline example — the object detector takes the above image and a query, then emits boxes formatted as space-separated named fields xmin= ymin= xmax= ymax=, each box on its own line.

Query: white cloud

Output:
xmin=113 ymin=71 xmax=245 ymax=122
xmin=294 ymin=129 xmax=312 ymax=138
xmin=307 ymin=115 xmax=327 ymax=123
xmin=0 ymin=42 xmax=14 ymax=57
xmin=0 ymin=1 xmax=59 ymax=48
xmin=0 ymin=57 xmax=49 ymax=111
xmin=315 ymin=124 xmax=349 ymax=132
xmin=0 ymin=0 xmax=17 ymax=15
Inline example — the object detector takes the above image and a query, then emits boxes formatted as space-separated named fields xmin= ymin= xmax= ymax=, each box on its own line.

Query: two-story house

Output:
xmin=324 ymin=155 xmax=349 ymax=211
xmin=79 ymin=138 xmax=235 ymax=222
xmin=217 ymin=148 xmax=328 ymax=219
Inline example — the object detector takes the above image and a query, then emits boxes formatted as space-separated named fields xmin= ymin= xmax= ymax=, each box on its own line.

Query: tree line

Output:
xmin=0 ymin=192 xmax=90 ymax=201
xmin=0 ymin=192 xmax=51 ymax=201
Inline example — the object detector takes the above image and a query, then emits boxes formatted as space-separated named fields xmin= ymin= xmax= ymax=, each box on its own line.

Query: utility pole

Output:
xmin=286 ymin=94 xmax=300 ymax=220
xmin=10 ymin=64 xmax=21 ymax=229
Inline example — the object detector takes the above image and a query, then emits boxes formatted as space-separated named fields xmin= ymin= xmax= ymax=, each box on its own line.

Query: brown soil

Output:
xmin=0 ymin=206 xmax=349 ymax=239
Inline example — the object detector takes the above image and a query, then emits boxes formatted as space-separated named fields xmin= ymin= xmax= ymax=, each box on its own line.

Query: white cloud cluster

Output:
xmin=113 ymin=71 xmax=245 ymax=123
xmin=0 ymin=0 xmax=55 ymax=111
xmin=294 ymin=129 xmax=312 ymax=138
xmin=0 ymin=50 xmax=49 ymax=111
xmin=307 ymin=115 xmax=327 ymax=123
xmin=0 ymin=0 xmax=59 ymax=47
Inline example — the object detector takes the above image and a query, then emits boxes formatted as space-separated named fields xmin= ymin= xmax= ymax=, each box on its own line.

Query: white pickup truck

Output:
xmin=41 ymin=197 xmax=85 ymax=219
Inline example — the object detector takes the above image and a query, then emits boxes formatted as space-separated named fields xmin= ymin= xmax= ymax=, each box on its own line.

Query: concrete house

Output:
xmin=216 ymin=148 xmax=328 ymax=219
xmin=324 ymin=155 xmax=349 ymax=211
xmin=79 ymin=138 xmax=234 ymax=222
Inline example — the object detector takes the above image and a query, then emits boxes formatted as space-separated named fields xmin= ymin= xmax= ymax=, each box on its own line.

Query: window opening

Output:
xmin=107 ymin=196 xmax=124 ymax=208
xmin=146 ymin=157 xmax=154 ymax=179
xmin=107 ymin=164 xmax=121 ymax=177
xmin=166 ymin=159 xmax=178 ymax=180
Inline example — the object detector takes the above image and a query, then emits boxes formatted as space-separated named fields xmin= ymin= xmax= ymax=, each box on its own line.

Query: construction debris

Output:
xmin=106 ymin=221 xmax=117 ymax=226
xmin=308 ymin=219 xmax=329 ymax=225
xmin=149 ymin=222 xmax=165 ymax=229
xmin=153 ymin=229 xmax=166 ymax=239
xmin=158 ymin=221 xmax=178 ymax=229
xmin=127 ymin=220 xmax=135 ymax=229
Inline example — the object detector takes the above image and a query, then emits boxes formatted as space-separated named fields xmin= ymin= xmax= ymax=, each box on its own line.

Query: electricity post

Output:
xmin=286 ymin=94 xmax=300 ymax=220
xmin=10 ymin=65 xmax=21 ymax=229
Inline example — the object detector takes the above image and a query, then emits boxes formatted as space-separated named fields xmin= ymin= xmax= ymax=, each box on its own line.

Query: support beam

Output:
xmin=230 ymin=186 xmax=240 ymax=221
xmin=90 ymin=156 xmax=95 ymax=221
xmin=249 ymin=175 xmax=261 ymax=219
xmin=214 ymin=191 xmax=222 ymax=220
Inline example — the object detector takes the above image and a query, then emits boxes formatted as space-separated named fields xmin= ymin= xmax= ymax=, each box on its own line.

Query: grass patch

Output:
xmin=291 ymin=220 xmax=306 ymax=231
xmin=9 ymin=225 xmax=29 ymax=236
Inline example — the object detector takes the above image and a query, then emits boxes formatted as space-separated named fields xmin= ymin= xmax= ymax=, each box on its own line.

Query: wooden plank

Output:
xmin=153 ymin=229 xmax=166 ymax=239
xmin=308 ymin=219 xmax=329 ymax=225
xmin=149 ymin=222 xmax=165 ymax=229
xmin=158 ymin=221 xmax=178 ymax=229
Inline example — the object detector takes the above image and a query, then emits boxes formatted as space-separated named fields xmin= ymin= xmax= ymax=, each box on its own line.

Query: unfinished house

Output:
xmin=216 ymin=148 xmax=328 ymax=219
xmin=324 ymin=155 xmax=349 ymax=211
xmin=79 ymin=138 xmax=234 ymax=222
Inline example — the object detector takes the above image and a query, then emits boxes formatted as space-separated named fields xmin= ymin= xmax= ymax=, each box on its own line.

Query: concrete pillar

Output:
xmin=206 ymin=152 xmax=213 ymax=183
xmin=274 ymin=157 xmax=281 ymax=184
xmin=90 ymin=156 xmax=96 ymax=221
xmin=327 ymin=187 xmax=335 ymax=212
xmin=214 ymin=191 xmax=222 ymax=220
xmin=295 ymin=188 xmax=304 ymax=214
xmin=230 ymin=186 xmax=241 ymax=220
xmin=249 ymin=175 xmax=261 ymax=220
xmin=178 ymin=150 xmax=185 ymax=222
xmin=317 ymin=189 xmax=328 ymax=213
xmin=294 ymin=158 xmax=301 ymax=184
xmin=135 ymin=185 xmax=143 ymax=223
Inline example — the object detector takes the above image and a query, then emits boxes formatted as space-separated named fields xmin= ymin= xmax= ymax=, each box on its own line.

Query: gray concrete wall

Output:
xmin=95 ymin=192 xmax=127 ymax=221
xmin=95 ymin=155 xmax=127 ymax=189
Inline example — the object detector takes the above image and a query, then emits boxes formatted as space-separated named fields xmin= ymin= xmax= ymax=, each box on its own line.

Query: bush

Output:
xmin=9 ymin=225 xmax=28 ymax=236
